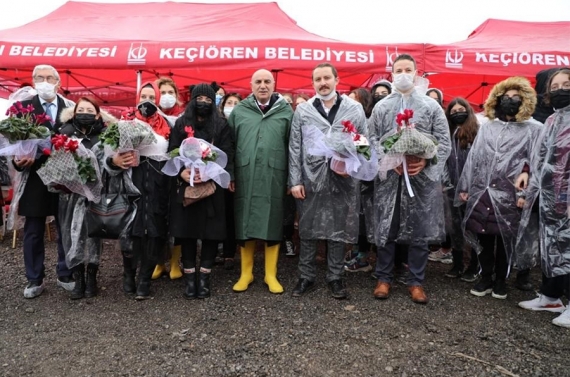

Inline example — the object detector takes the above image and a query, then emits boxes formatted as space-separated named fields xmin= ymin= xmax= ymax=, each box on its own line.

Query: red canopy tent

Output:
xmin=422 ymin=19 xmax=570 ymax=110
xmin=0 ymin=1 xmax=423 ymax=107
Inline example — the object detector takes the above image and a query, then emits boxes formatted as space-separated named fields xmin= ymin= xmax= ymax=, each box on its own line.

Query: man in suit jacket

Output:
xmin=13 ymin=64 xmax=74 ymax=298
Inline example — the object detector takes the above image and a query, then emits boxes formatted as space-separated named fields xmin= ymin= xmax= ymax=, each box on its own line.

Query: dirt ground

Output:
xmin=0 ymin=234 xmax=569 ymax=377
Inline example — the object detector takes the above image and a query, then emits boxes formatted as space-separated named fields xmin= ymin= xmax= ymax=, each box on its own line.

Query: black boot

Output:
xmin=135 ymin=263 xmax=154 ymax=300
xmin=122 ymin=256 xmax=136 ymax=294
xmin=197 ymin=272 xmax=211 ymax=299
xmin=515 ymin=269 xmax=533 ymax=291
xmin=85 ymin=264 xmax=98 ymax=298
xmin=70 ymin=265 xmax=86 ymax=300
xmin=183 ymin=272 xmax=197 ymax=299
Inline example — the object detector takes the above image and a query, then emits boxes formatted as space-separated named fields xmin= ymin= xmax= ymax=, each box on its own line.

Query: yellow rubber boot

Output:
xmin=169 ymin=245 xmax=183 ymax=280
xmin=151 ymin=264 xmax=165 ymax=280
xmin=232 ymin=241 xmax=255 ymax=292
xmin=264 ymin=243 xmax=284 ymax=294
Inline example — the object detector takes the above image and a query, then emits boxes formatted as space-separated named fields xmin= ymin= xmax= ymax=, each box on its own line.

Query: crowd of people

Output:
xmin=2 ymin=58 xmax=570 ymax=329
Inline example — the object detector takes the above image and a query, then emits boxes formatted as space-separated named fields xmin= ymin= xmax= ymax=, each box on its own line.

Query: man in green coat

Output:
xmin=228 ymin=69 xmax=293 ymax=294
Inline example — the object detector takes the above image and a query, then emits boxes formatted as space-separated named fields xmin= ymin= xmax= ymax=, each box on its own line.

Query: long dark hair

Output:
xmin=350 ymin=88 xmax=373 ymax=118
xmin=445 ymin=97 xmax=479 ymax=149
xmin=543 ymin=68 xmax=570 ymax=106
xmin=179 ymin=97 xmax=222 ymax=142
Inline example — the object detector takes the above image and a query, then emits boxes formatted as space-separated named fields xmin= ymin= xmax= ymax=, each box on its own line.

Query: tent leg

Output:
xmin=136 ymin=70 xmax=142 ymax=99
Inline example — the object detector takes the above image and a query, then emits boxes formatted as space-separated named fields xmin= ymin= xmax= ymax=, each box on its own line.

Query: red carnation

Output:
xmin=353 ymin=134 xmax=361 ymax=142
xmin=42 ymin=148 xmax=51 ymax=156
xmin=341 ymin=120 xmax=356 ymax=134
xmin=65 ymin=139 xmax=79 ymax=153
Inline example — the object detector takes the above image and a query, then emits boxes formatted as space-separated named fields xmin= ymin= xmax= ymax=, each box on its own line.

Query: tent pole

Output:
xmin=136 ymin=70 xmax=142 ymax=96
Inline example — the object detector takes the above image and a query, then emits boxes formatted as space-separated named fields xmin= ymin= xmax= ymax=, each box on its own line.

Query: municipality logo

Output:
xmin=128 ymin=42 xmax=147 ymax=65
xmin=445 ymin=49 xmax=463 ymax=69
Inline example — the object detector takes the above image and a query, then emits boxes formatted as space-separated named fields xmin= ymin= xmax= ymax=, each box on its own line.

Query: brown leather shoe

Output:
xmin=409 ymin=285 xmax=428 ymax=304
xmin=373 ymin=282 xmax=391 ymax=299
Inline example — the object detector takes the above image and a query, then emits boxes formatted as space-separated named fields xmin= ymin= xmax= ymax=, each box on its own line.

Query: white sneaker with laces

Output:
xmin=518 ymin=294 xmax=566 ymax=313
xmin=428 ymin=249 xmax=453 ymax=264
xmin=552 ymin=306 xmax=570 ymax=328
xmin=24 ymin=282 xmax=45 ymax=299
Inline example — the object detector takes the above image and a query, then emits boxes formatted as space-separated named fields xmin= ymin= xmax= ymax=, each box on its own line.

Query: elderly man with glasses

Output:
xmin=12 ymin=64 xmax=75 ymax=298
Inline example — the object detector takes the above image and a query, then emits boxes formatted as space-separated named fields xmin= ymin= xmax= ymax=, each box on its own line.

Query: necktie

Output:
xmin=44 ymin=102 xmax=55 ymax=125
xmin=259 ymin=104 xmax=267 ymax=111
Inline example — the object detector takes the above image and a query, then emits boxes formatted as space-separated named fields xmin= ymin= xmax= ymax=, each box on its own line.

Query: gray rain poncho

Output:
xmin=456 ymin=76 xmax=543 ymax=272
xmin=369 ymin=90 xmax=451 ymax=246
xmin=517 ymin=104 xmax=570 ymax=277
xmin=289 ymin=95 xmax=367 ymax=243
xmin=456 ymin=118 xmax=543 ymax=266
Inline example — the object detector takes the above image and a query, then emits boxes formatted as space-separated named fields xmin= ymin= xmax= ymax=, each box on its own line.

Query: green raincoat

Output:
xmin=228 ymin=93 xmax=293 ymax=241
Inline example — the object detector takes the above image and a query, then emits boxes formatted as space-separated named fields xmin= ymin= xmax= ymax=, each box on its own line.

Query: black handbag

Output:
xmin=86 ymin=173 xmax=136 ymax=239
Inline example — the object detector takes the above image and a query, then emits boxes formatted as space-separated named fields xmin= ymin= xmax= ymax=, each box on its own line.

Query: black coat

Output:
xmin=16 ymin=95 xmax=69 ymax=217
xmin=59 ymin=118 xmax=105 ymax=150
xmin=168 ymin=117 xmax=234 ymax=240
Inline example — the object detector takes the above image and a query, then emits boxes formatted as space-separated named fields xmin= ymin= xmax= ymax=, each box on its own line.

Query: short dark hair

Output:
xmin=313 ymin=63 xmax=338 ymax=80
xmin=392 ymin=54 xmax=416 ymax=71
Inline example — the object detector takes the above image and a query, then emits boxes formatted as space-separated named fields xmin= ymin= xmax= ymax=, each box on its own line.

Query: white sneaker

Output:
xmin=428 ymin=249 xmax=453 ymax=264
xmin=23 ymin=281 xmax=45 ymax=299
xmin=518 ymin=294 xmax=566 ymax=313
xmin=552 ymin=306 xmax=570 ymax=328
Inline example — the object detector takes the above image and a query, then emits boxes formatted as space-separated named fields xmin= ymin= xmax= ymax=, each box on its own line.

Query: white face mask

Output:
xmin=159 ymin=94 xmax=176 ymax=109
xmin=223 ymin=106 xmax=234 ymax=117
xmin=392 ymin=72 xmax=416 ymax=92
xmin=35 ymin=81 xmax=56 ymax=100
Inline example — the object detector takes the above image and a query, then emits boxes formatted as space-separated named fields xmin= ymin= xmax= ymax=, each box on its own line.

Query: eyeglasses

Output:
xmin=500 ymin=95 xmax=521 ymax=103
xmin=550 ymin=82 xmax=570 ymax=91
xmin=33 ymin=75 xmax=59 ymax=84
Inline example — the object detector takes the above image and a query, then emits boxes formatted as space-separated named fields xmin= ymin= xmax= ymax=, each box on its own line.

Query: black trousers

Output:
xmin=181 ymin=238 xmax=218 ymax=270
xmin=541 ymin=273 xmax=570 ymax=299
xmin=477 ymin=234 xmax=508 ymax=280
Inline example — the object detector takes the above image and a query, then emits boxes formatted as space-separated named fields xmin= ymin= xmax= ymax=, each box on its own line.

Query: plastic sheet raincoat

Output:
xmin=289 ymin=94 xmax=366 ymax=243
xmin=228 ymin=93 xmax=293 ymax=242
xmin=369 ymin=90 xmax=451 ymax=247
xmin=57 ymin=107 xmax=113 ymax=269
xmin=456 ymin=77 xmax=543 ymax=268
xmin=517 ymin=103 xmax=570 ymax=277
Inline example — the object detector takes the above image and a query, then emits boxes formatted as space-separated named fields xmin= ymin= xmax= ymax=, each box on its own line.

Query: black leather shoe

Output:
xmin=328 ymin=279 xmax=348 ymax=299
xmin=292 ymin=278 xmax=315 ymax=297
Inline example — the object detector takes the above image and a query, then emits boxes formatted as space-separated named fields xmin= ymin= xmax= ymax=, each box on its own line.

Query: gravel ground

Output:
xmin=0 ymin=234 xmax=569 ymax=377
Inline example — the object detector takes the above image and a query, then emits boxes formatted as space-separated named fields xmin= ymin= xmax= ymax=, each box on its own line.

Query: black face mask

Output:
xmin=550 ymin=89 xmax=570 ymax=110
xmin=500 ymin=97 xmax=522 ymax=117
xmin=74 ymin=113 xmax=97 ymax=128
xmin=372 ymin=94 xmax=387 ymax=105
xmin=195 ymin=101 xmax=211 ymax=116
xmin=137 ymin=101 xmax=158 ymax=117
xmin=450 ymin=112 xmax=468 ymax=125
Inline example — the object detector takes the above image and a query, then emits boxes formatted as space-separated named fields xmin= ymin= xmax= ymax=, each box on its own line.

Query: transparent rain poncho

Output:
xmin=368 ymin=90 xmax=451 ymax=246
xmin=455 ymin=117 xmax=543 ymax=270
xmin=37 ymin=141 xmax=103 ymax=203
xmin=517 ymin=105 xmax=570 ymax=277
xmin=59 ymin=192 xmax=102 ymax=269
xmin=289 ymin=95 xmax=367 ymax=243
xmin=161 ymin=137 xmax=230 ymax=188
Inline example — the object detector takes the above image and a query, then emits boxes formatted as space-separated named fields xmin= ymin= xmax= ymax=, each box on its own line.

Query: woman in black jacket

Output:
xmin=169 ymin=83 xmax=234 ymax=299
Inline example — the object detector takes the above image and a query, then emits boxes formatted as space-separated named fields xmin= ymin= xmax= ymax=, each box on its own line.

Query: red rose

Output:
xmin=42 ymin=148 xmax=51 ymax=156
xmin=65 ymin=139 xmax=79 ymax=153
